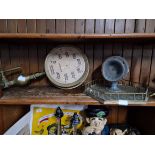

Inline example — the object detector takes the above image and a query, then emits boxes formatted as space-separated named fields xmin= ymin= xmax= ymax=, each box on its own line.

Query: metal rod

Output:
xmin=57 ymin=118 xmax=61 ymax=135
xmin=3 ymin=67 xmax=21 ymax=73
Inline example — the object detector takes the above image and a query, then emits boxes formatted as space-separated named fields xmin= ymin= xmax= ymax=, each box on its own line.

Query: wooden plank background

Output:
xmin=0 ymin=19 xmax=155 ymax=134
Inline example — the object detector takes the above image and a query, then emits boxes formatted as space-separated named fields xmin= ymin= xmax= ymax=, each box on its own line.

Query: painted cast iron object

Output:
xmin=82 ymin=105 xmax=109 ymax=135
xmin=55 ymin=107 xmax=64 ymax=135
xmin=70 ymin=112 xmax=80 ymax=135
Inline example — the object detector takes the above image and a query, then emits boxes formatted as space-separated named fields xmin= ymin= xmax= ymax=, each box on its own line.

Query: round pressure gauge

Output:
xmin=45 ymin=46 xmax=89 ymax=89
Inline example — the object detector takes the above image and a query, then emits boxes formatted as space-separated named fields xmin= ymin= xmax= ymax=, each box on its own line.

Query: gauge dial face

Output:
xmin=45 ymin=46 xmax=89 ymax=89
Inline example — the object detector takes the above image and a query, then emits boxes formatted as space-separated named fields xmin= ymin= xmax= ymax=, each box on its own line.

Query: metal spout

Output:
xmin=16 ymin=72 xmax=45 ymax=85
xmin=7 ymin=72 xmax=45 ymax=87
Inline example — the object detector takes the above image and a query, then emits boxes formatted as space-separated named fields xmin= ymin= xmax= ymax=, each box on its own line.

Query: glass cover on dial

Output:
xmin=45 ymin=46 xmax=89 ymax=88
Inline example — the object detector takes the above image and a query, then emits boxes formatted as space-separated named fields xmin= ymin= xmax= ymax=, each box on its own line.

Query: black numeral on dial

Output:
xmin=77 ymin=59 xmax=81 ymax=65
xmin=65 ymin=52 xmax=69 ymax=58
xmin=64 ymin=73 xmax=68 ymax=81
xmin=50 ymin=65 xmax=55 ymax=74
xmin=73 ymin=53 xmax=76 ymax=59
xmin=56 ymin=72 xmax=60 ymax=79
xmin=51 ymin=60 xmax=56 ymax=64
xmin=58 ymin=54 xmax=62 ymax=59
xmin=71 ymin=72 xmax=76 ymax=79
xmin=77 ymin=68 xmax=81 ymax=73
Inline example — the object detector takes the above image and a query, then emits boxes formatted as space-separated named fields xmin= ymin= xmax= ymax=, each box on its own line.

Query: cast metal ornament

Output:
xmin=82 ymin=106 xmax=109 ymax=135
xmin=55 ymin=107 xmax=64 ymax=135
xmin=70 ymin=112 xmax=80 ymax=135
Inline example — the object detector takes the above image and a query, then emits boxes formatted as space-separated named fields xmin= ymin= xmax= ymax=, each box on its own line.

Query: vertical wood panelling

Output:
xmin=46 ymin=19 xmax=56 ymax=63
xmin=95 ymin=19 xmax=105 ymax=34
xmin=104 ymin=19 xmax=115 ymax=59
xmin=149 ymin=45 xmax=155 ymax=88
xmin=105 ymin=19 xmax=115 ymax=34
xmin=7 ymin=19 xmax=18 ymax=79
xmin=9 ymin=20 xmax=19 ymax=81
xmin=46 ymin=19 xmax=55 ymax=33
xmin=0 ymin=19 xmax=7 ymax=32
xmin=130 ymin=19 xmax=146 ymax=86
xmin=135 ymin=19 xmax=146 ymax=32
xmin=114 ymin=19 xmax=125 ymax=34
xmin=123 ymin=19 xmax=135 ymax=83
xmin=65 ymin=19 xmax=75 ymax=33
xmin=26 ymin=19 xmax=36 ymax=33
xmin=56 ymin=19 xmax=65 ymax=33
xmin=75 ymin=19 xmax=85 ymax=34
xmin=36 ymin=19 xmax=46 ymax=33
xmin=85 ymin=19 xmax=95 ymax=34
xmin=113 ymin=19 xmax=125 ymax=56
xmin=27 ymin=20 xmax=39 ymax=86
xmin=7 ymin=19 xmax=17 ymax=33
xmin=0 ymin=19 xmax=11 ymax=71
xmin=0 ymin=44 xmax=11 ymax=74
xmin=46 ymin=20 xmax=56 ymax=51
xmin=93 ymin=19 xmax=104 ymax=80
xmin=85 ymin=19 xmax=94 ymax=82
xmin=140 ymin=19 xmax=155 ymax=86
xmin=147 ymin=20 xmax=155 ymax=88
xmin=17 ymin=20 xmax=29 ymax=75
xmin=17 ymin=19 xmax=27 ymax=33
xmin=75 ymin=19 xmax=85 ymax=69
xmin=125 ymin=19 xmax=135 ymax=33
xmin=36 ymin=20 xmax=47 ymax=85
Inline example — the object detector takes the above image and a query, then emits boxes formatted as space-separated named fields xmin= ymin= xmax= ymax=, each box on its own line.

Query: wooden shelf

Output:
xmin=0 ymin=33 xmax=154 ymax=41
xmin=0 ymin=87 xmax=98 ymax=105
xmin=0 ymin=87 xmax=155 ymax=106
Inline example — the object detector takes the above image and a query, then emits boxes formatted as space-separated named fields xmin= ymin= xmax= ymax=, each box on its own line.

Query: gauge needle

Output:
xmin=59 ymin=63 xmax=62 ymax=72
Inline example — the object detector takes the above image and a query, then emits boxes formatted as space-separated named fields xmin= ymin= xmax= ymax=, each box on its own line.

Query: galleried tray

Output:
xmin=84 ymin=80 xmax=149 ymax=102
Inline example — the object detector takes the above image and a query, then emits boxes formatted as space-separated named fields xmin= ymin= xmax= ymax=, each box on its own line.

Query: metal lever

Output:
xmin=0 ymin=67 xmax=22 ymax=89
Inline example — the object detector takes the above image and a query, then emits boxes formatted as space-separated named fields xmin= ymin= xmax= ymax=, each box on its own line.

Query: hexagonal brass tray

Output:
xmin=84 ymin=80 xmax=149 ymax=102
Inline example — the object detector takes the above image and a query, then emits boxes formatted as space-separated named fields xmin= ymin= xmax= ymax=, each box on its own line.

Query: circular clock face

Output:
xmin=45 ymin=46 xmax=89 ymax=89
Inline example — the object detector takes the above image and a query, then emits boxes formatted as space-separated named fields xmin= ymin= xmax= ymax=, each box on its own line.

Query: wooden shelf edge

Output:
xmin=0 ymin=87 xmax=155 ymax=106
xmin=0 ymin=96 xmax=100 ymax=105
xmin=0 ymin=97 xmax=155 ymax=106
xmin=0 ymin=33 xmax=154 ymax=40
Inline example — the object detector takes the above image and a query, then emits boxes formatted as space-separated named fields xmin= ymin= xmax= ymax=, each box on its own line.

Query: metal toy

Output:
xmin=55 ymin=107 xmax=64 ymax=135
xmin=70 ymin=112 xmax=80 ymax=135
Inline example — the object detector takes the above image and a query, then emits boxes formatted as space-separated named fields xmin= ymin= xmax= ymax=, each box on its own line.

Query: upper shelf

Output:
xmin=0 ymin=33 xmax=155 ymax=42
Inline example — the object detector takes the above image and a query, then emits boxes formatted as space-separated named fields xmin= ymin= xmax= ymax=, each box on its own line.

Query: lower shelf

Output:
xmin=0 ymin=86 xmax=155 ymax=106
